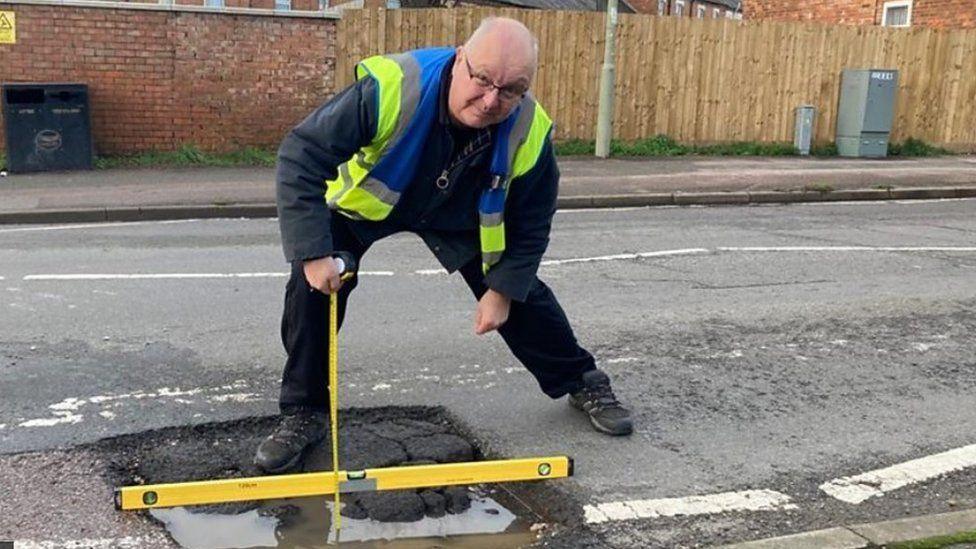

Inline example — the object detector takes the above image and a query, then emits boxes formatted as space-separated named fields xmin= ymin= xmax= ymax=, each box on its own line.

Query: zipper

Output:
xmin=435 ymin=131 xmax=491 ymax=190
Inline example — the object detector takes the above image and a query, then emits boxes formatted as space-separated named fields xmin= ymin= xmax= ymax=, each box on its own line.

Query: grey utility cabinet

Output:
xmin=836 ymin=69 xmax=899 ymax=158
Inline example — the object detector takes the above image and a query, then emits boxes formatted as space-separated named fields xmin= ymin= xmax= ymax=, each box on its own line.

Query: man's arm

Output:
xmin=483 ymin=136 xmax=559 ymax=303
xmin=276 ymin=77 xmax=378 ymax=262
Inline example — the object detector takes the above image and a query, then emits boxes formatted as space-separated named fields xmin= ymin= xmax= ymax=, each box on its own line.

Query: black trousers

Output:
xmin=278 ymin=218 xmax=597 ymax=413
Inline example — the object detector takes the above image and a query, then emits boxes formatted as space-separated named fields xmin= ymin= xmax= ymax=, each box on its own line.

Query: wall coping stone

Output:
xmin=0 ymin=0 xmax=342 ymax=19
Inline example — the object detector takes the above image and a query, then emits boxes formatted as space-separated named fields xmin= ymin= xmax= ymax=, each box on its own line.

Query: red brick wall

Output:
xmin=746 ymin=0 xmax=875 ymax=25
xmin=0 ymin=3 xmax=336 ymax=155
xmin=626 ymin=0 xmax=660 ymax=15
xmin=112 ymin=0 xmax=320 ymax=11
xmin=746 ymin=0 xmax=976 ymax=29
xmin=912 ymin=0 xmax=976 ymax=28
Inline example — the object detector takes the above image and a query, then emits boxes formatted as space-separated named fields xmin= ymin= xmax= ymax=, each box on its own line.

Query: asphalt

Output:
xmin=4 ymin=154 xmax=976 ymax=548
xmin=1 ymin=155 xmax=975 ymax=223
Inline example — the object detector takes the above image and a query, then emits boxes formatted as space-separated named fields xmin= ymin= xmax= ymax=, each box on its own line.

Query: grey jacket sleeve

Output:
xmin=275 ymin=77 xmax=378 ymax=262
xmin=483 ymin=134 xmax=558 ymax=302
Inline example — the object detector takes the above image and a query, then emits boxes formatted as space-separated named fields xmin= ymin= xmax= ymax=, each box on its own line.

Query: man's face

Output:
xmin=448 ymin=46 xmax=532 ymax=129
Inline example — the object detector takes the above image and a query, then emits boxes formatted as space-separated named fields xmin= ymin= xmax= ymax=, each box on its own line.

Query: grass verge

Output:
xmin=0 ymin=137 xmax=955 ymax=172
xmin=554 ymin=135 xmax=796 ymax=157
xmin=92 ymin=145 xmax=276 ymax=170
xmin=889 ymin=137 xmax=954 ymax=157
xmin=888 ymin=529 xmax=976 ymax=549
xmin=554 ymin=135 xmax=953 ymax=159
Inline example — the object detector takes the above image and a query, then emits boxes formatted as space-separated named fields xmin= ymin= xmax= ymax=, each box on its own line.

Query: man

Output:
xmin=256 ymin=17 xmax=633 ymax=474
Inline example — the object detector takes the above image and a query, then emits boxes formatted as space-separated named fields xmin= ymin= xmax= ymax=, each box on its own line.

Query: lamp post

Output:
xmin=595 ymin=0 xmax=618 ymax=158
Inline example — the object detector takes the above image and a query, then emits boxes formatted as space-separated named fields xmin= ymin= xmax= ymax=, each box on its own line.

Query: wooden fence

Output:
xmin=336 ymin=8 xmax=976 ymax=150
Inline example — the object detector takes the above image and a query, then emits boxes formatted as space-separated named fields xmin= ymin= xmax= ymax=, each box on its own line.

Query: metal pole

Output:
xmin=595 ymin=0 xmax=618 ymax=158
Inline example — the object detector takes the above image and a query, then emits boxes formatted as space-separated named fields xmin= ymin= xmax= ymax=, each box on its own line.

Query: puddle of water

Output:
xmin=150 ymin=494 xmax=537 ymax=549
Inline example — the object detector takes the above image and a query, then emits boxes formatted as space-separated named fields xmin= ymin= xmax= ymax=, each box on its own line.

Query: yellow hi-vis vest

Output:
xmin=324 ymin=47 xmax=553 ymax=273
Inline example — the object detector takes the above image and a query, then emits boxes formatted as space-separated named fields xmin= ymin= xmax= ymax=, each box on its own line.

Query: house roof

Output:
xmin=490 ymin=0 xmax=637 ymax=13
xmin=708 ymin=0 xmax=741 ymax=10
xmin=497 ymin=0 xmax=739 ymax=13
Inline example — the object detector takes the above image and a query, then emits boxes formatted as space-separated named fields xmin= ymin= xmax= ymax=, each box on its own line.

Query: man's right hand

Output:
xmin=303 ymin=256 xmax=344 ymax=294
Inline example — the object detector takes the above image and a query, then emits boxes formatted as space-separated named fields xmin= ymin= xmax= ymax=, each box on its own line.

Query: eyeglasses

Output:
xmin=463 ymin=55 xmax=527 ymax=102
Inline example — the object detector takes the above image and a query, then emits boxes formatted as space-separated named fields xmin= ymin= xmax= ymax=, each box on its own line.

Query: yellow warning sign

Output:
xmin=0 ymin=11 xmax=16 ymax=44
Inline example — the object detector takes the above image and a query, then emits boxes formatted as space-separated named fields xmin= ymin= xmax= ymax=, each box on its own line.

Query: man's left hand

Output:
xmin=474 ymin=289 xmax=512 ymax=335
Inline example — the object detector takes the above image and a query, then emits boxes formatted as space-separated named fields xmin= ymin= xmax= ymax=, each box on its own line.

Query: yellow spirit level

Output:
xmin=115 ymin=456 xmax=573 ymax=511
xmin=114 ymin=253 xmax=573 ymax=535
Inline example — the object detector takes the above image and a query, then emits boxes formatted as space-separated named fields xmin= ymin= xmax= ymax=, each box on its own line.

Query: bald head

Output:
xmin=464 ymin=17 xmax=538 ymax=80
xmin=447 ymin=17 xmax=539 ymax=129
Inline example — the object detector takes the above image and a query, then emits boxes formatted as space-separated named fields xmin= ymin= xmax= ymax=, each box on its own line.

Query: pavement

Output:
xmin=1 ymin=155 xmax=976 ymax=223
xmin=3 ymin=153 xmax=976 ymax=548
xmin=721 ymin=508 xmax=976 ymax=548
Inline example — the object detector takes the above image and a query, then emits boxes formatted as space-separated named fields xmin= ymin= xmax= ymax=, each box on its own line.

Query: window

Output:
xmin=882 ymin=0 xmax=912 ymax=26
xmin=204 ymin=0 xmax=223 ymax=7
xmin=658 ymin=0 xmax=667 ymax=15
xmin=725 ymin=10 xmax=733 ymax=18
xmin=712 ymin=7 xmax=720 ymax=18
xmin=673 ymin=0 xmax=684 ymax=16
xmin=275 ymin=0 xmax=291 ymax=9
xmin=696 ymin=4 xmax=706 ymax=18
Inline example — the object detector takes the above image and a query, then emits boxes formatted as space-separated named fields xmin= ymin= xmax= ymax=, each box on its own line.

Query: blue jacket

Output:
xmin=275 ymin=56 xmax=559 ymax=302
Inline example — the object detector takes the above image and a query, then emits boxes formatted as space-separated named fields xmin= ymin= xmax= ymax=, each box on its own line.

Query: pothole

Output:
xmin=98 ymin=406 xmax=551 ymax=548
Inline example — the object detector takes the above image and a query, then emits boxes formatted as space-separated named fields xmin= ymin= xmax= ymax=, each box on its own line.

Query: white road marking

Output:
xmin=719 ymin=246 xmax=976 ymax=252
xmin=605 ymin=357 xmax=641 ymax=364
xmin=15 ymin=381 xmax=253 ymax=429
xmin=19 ymin=411 xmax=84 ymax=427
xmin=791 ymin=198 xmax=976 ymax=207
xmin=209 ymin=392 xmax=262 ymax=403
xmin=540 ymin=248 xmax=709 ymax=267
xmin=15 ymin=536 xmax=168 ymax=548
xmin=25 ymin=273 xmax=288 ymax=281
xmin=583 ymin=489 xmax=797 ymax=524
xmin=893 ymin=198 xmax=976 ymax=204
xmin=820 ymin=444 xmax=976 ymax=504
xmin=556 ymin=206 xmax=646 ymax=214
xmin=0 ymin=219 xmax=198 ymax=234
xmin=16 ymin=246 xmax=976 ymax=284
xmin=23 ymin=271 xmax=394 ymax=280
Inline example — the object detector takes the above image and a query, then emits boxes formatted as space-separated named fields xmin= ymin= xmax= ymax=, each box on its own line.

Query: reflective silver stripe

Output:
xmin=355 ymin=151 xmax=373 ymax=172
xmin=335 ymin=207 xmax=366 ymax=221
xmin=386 ymin=53 xmax=422 ymax=152
xmin=328 ymin=163 xmax=357 ymax=208
xmin=506 ymin=96 xmax=537 ymax=182
xmin=481 ymin=212 xmax=503 ymax=227
xmin=360 ymin=176 xmax=401 ymax=206
xmin=482 ymin=251 xmax=503 ymax=266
